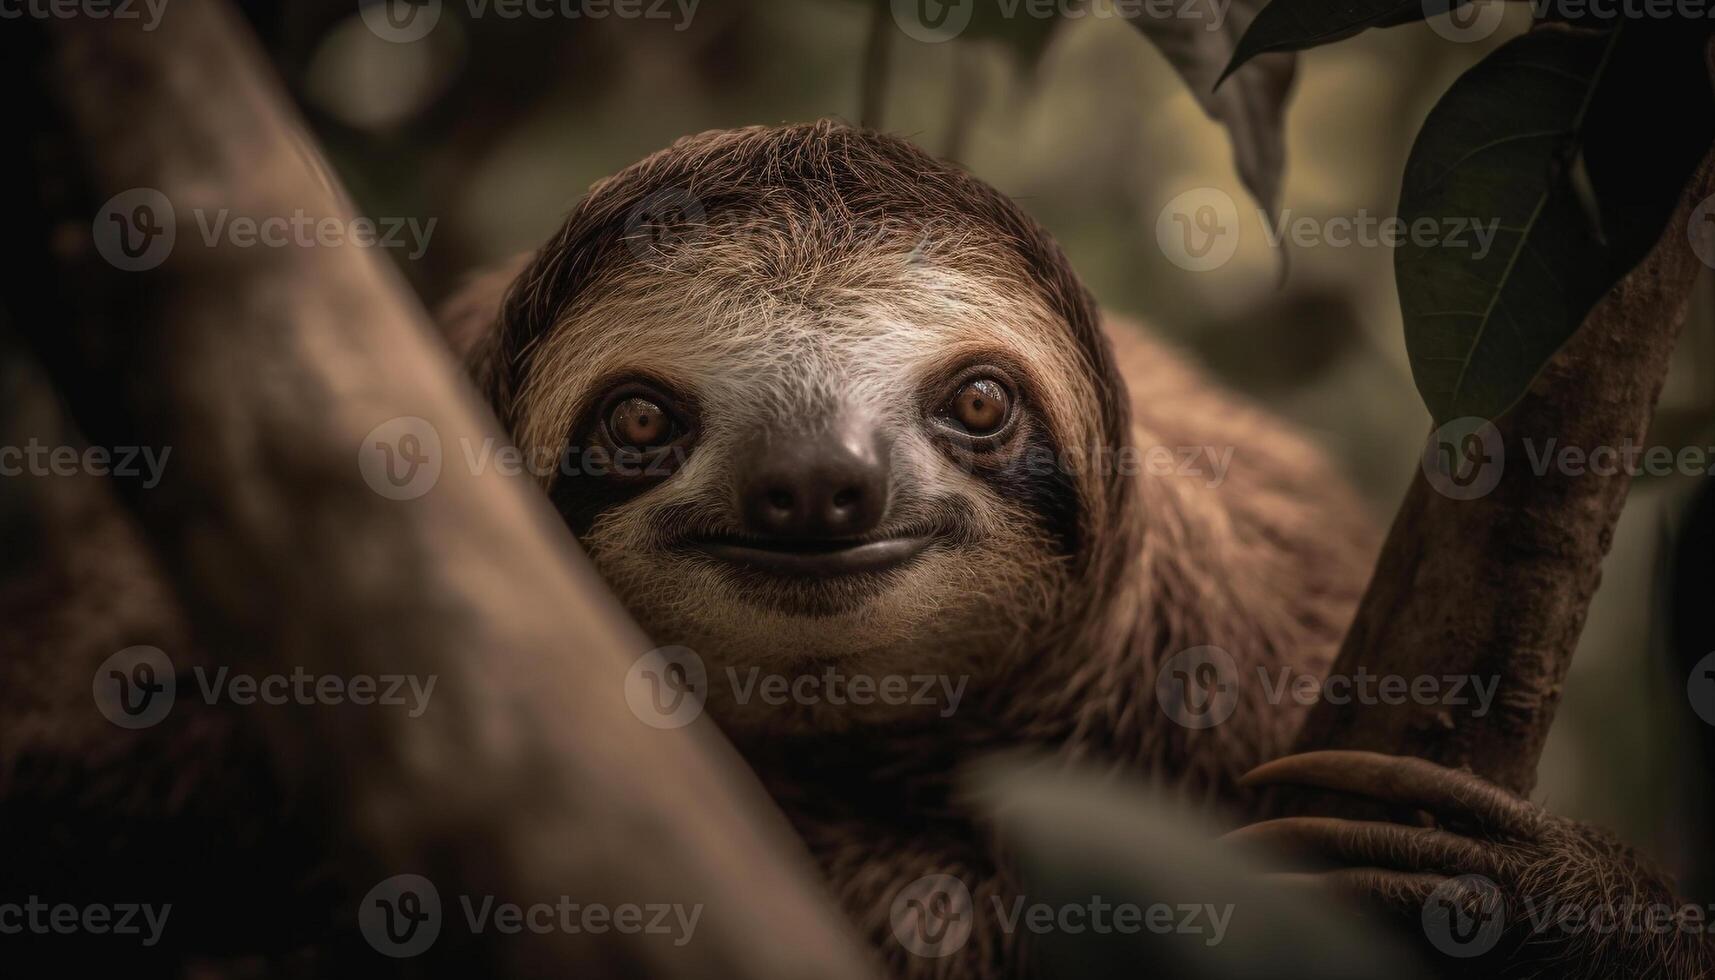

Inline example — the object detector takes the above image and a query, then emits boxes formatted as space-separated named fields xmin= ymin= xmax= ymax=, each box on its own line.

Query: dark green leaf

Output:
xmin=1222 ymin=0 xmax=1468 ymax=82
xmin=1400 ymin=25 xmax=1714 ymax=424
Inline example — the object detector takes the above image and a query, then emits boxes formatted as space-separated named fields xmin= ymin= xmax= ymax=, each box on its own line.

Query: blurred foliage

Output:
xmin=972 ymin=757 xmax=1433 ymax=979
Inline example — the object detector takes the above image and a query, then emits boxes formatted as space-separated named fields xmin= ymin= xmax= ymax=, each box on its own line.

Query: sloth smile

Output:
xmin=688 ymin=534 xmax=932 ymax=579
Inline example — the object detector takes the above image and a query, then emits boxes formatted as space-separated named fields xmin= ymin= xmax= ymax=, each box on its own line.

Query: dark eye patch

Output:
xmin=969 ymin=418 xmax=1080 ymax=555
xmin=545 ymin=376 xmax=698 ymax=537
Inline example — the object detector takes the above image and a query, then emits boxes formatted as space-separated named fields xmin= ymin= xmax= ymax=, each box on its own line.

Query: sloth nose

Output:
xmin=738 ymin=423 xmax=889 ymax=540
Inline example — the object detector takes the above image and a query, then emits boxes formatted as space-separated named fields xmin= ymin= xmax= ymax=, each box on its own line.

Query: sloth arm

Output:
xmin=1097 ymin=321 xmax=1715 ymax=977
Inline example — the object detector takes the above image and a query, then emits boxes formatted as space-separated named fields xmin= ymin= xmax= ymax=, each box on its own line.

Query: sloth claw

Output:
xmin=1226 ymin=816 xmax=1503 ymax=877
xmin=1239 ymin=750 xmax=1540 ymax=837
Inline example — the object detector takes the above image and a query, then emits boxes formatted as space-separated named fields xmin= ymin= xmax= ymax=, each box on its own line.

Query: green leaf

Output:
xmin=1399 ymin=25 xmax=1714 ymax=425
xmin=1222 ymin=0 xmax=1468 ymax=83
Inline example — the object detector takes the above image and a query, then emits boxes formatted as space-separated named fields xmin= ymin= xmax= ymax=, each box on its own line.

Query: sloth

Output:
xmin=442 ymin=121 xmax=1714 ymax=979
xmin=1 ymin=121 xmax=1704 ymax=979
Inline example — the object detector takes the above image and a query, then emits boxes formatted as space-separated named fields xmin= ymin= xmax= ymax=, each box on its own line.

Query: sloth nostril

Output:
xmin=738 ymin=425 xmax=890 ymax=540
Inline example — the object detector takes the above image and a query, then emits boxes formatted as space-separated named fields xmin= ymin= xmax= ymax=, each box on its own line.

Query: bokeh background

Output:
xmin=240 ymin=0 xmax=1714 ymax=895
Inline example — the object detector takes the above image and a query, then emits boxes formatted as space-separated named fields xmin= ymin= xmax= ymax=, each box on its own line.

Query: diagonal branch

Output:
xmin=0 ymin=4 xmax=876 ymax=977
xmin=1291 ymin=141 xmax=1715 ymax=798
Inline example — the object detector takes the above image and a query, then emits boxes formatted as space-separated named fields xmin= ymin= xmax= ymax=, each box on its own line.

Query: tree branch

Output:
xmin=0 ymin=5 xmax=875 ymax=977
xmin=1292 ymin=145 xmax=1715 ymax=797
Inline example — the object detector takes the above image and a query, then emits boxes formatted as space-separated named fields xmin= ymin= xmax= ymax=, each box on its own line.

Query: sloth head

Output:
xmin=467 ymin=122 xmax=1137 ymax=733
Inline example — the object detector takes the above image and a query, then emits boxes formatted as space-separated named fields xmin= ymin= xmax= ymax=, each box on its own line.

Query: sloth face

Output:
xmin=507 ymin=231 xmax=1107 ymax=733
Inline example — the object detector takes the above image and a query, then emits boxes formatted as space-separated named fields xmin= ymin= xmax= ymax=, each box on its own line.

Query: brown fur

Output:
xmin=3 ymin=120 xmax=1700 ymax=980
xmin=465 ymin=121 xmax=1380 ymax=978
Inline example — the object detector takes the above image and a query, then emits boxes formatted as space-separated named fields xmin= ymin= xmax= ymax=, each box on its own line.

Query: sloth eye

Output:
xmin=944 ymin=377 xmax=1012 ymax=436
xmin=606 ymin=394 xmax=681 ymax=449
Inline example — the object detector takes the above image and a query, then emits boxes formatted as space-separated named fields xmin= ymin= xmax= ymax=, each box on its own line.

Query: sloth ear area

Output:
xmin=435 ymin=253 xmax=532 ymax=365
xmin=435 ymin=253 xmax=534 ymax=413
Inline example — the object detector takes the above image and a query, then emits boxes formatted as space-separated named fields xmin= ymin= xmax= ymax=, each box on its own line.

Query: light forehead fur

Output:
xmin=513 ymin=233 xmax=1103 ymax=481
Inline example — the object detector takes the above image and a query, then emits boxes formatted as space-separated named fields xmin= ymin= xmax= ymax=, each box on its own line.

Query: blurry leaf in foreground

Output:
xmin=1399 ymin=25 xmax=1715 ymax=425
xmin=968 ymin=756 xmax=1430 ymax=979
xmin=1122 ymin=0 xmax=1297 ymax=214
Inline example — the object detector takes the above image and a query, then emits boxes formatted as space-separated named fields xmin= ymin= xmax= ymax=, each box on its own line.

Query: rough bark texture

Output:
xmin=0 ymin=5 xmax=875 ymax=978
xmin=1292 ymin=147 xmax=1715 ymax=797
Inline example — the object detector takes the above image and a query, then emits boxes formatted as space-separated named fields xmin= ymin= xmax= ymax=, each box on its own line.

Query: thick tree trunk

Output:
xmin=1293 ymin=147 xmax=1715 ymax=797
xmin=0 ymin=5 xmax=875 ymax=978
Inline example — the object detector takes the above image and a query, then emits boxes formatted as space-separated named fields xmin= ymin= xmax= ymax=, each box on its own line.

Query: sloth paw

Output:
xmin=1225 ymin=751 xmax=1714 ymax=980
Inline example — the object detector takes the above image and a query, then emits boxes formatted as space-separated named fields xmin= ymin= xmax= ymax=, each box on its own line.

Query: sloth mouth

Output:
xmin=686 ymin=534 xmax=934 ymax=579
